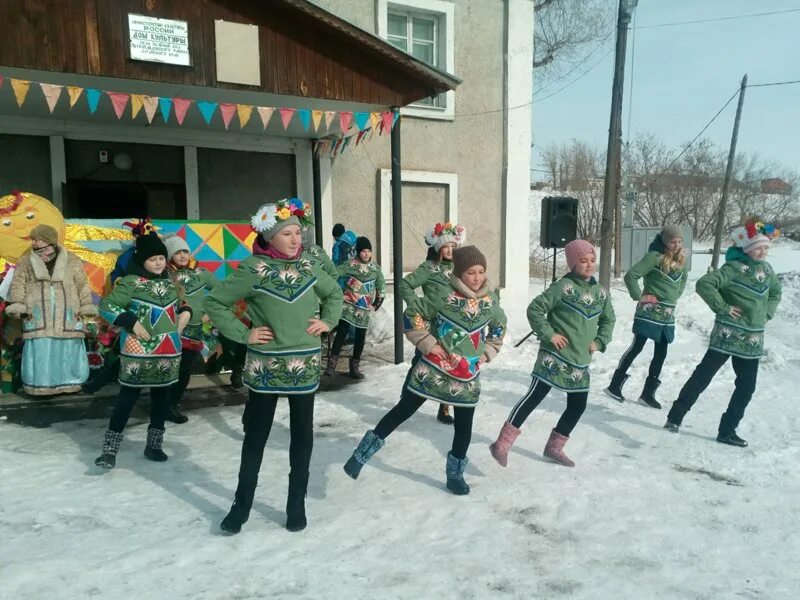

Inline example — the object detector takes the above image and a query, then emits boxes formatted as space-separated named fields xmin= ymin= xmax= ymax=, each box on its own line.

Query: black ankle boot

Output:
xmin=166 ymin=403 xmax=189 ymax=424
xmin=286 ymin=472 xmax=309 ymax=532
xmin=638 ymin=376 xmax=662 ymax=409
xmin=220 ymin=487 xmax=254 ymax=535
xmin=604 ymin=369 xmax=629 ymax=402
xmin=437 ymin=404 xmax=454 ymax=425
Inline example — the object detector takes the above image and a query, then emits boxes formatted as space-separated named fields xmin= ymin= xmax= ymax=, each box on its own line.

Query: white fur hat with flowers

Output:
xmin=251 ymin=197 xmax=314 ymax=240
xmin=730 ymin=218 xmax=780 ymax=253
xmin=424 ymin=222 xmax=466 ymax=251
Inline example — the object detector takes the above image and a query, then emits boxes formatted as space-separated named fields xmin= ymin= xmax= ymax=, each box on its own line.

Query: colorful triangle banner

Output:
xmin=107 ymin=92 xmax=130 ymax=120
xmin=197 ymin=101 xmax=218 ymax=124
xmin=280 ymin=108 xmax=296 ymax=129
xmin=257 ymin=106 xmax=274 ymax=129
xmin=297 ymin=108 xmax=311 ymax=131
xmin=11 ymin=79 xmax=31 ymax=108
xmin=131 ymin=94 xmax=144 ymax=119
xmin=237 ymin=104 xmax=253 ymax=128
xmin=354 ymin=112 xmax=370 ymax=131
xmin=174 ymin=98 xmax=193 ymax=125
xmin=67 ymin=86 xmax=83 ymax=109
xmin=40 ymin=83 xmax=63 ymax=114
xmin=158 ymin=97 xmax=173 ymax=122
xmin=219 ymin=103 xmax=236 ymax=129
xmin=142 ymin=96 xmax=159 ymax=123
xmin=85 ymin=88 xmax=102 ymax=114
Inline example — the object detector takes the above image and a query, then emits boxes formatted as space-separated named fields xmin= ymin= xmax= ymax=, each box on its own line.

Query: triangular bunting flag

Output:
xmin=339 ymin=111 xmax=353 ymax=133
xmin=197 ymin=101 xmax=218 ymax=125
xmin=325 ymin=111 xmax=336 ymax=130
xmin=256 ymin=106 xmax=274 ymax=129
xmin=107 ymin=92 xmax=130 ymax=120
xmin=369 ymin=112 xmax=381 ymax=132
xmin=173 ymin=98 xmax=193 ymax=125
xmin=354 ymin=112 xmax=370 ymax=131
xmin=279 ymin=108 xmax=296 ymax=129
xmin=11 ymin=79 xmax=32 ymax=108
xmin=356 ymin=130 xmax=367 ymax=146
xmin=142 ymin=96 xmax=159 ymax=123
xmin=67 ymin=86 xmax=83 ymax=109
xmin=237 ymin=104 xmax=253 ymax=128
xmin=158 ymin=97 xmax=173 ymax=122
xmin=131 ymin=94 xmax=144 ymax=119
xmin=297 ymin=109 xmax=311 ymax=131
xmin=311 ymin=110 xmax=324 ymax=132
xmin=40 ymin=83 xmax=63 ymax=114
xmin=342 ymin=136 xmax=353 ymax=154
xmin=382 ymin=111 xmax=394 ymax=134
xmin=219 ymin=103 xmax=236 ymax=129
xmin=85 ymin=88 xmax=102 ymax=114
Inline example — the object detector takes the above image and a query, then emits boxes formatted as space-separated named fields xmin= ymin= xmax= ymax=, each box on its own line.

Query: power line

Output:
xmin=642 ymin=88 xmax=740 ymax=190
xmin=747 ymin=79 xmax=800 ymax=88
xmin=635 ymin=8 xmax=800 ymax=30
xmin=625 ymin=9 xmax=637 ymax=143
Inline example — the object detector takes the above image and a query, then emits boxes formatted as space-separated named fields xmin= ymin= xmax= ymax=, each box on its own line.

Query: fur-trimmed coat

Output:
xmin=5 ymin=248 xmax=97 ymax=340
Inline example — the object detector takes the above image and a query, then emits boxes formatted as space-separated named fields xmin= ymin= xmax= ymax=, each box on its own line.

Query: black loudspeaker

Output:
xmin=540 ymin=196 xmax=578 ymax=248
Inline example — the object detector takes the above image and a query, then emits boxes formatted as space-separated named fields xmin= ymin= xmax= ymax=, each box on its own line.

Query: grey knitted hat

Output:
xmin=660 ymin=225 xmax=683 ymax=244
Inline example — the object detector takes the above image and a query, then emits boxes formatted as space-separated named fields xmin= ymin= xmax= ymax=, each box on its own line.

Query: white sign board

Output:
xmin=128 ymin=14 xmax=190 ymax=66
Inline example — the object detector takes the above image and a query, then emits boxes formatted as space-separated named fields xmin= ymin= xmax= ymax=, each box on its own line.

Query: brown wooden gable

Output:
xmin=0 ymin=0 xmax=459 ymax=107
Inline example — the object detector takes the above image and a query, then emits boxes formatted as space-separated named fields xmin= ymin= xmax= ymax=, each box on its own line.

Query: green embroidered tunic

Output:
xmin=203 ymin=255 xmax=343 ymax=395
xmin=624 ymin=250 xmax=688 ymax=343
xmin=403 ymin=277 xmax=507 ymax=407
xmin=527 ymin=273 xmax=615 ymax=392
xmin=338 ymin=258 xmax=386 ymax=329
xmin=172 ymin=266 xmax=217 ymax=349
xmin=100 ymin=274 xmax=190 ymax=388
xmin=399 ymin=259 xmax=454 ymax=309
xmin=696 ymin=253 xmax=781 ymax=360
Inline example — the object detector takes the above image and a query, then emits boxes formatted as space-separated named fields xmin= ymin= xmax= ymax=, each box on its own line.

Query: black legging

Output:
xmin=109 ymin=385 xmax=169 ymax=433
xmin=330 ymin=320 xmax=367 ymax=361
xmin=616 ymin=334 xmax=669 ymax=379
xmin=374 ymin=387 xmax=475 ymax=459
xmin=507 ymin=377 xmax=588 ymax=436
xmin=668 ymin=350 xmax=758 ymax=432
xmin=234 ymin=391 xmax=315 ymax=510
xmin=171 ymin=349 xmax=200 ymax=404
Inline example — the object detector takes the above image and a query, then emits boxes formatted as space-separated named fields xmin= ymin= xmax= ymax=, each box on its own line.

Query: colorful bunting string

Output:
xmin=0 ymin=74 xmax=399 ymax=138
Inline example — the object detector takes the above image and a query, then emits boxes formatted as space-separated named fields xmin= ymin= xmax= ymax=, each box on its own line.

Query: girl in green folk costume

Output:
xmin=204 ymin=198 xmax=343 ymax=535
xmin=343 ymin=246 xmax=506 ymax=495
xmin=164 ymin=235 xmax=218 ymax=424
xmin=490 ymin=240 xmax=615 ymax=468
xmin=605 ymin=225 xmax=688 ymax=409
xmin=665 ymin=220 xmax=782 ymax=447
xmin=324 ymin=236 xmax=385 ymax=379
xmin=399 ymin=222 xmax=467 ymax=425
xmin=95 ymin=233 xmax=192 ymax=470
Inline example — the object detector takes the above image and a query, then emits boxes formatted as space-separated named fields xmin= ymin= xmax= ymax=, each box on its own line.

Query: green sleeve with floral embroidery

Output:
xmin=624 ymin=252 xmax=659 ymax=301
xmin=696 ymin=264 xmax=737 ymax=316
xmin=203 ymin=263 xmax=254 ymax=345
xmin=376 ymin=267 xmax=386 ymax=297
xmin=483 ymin=301 xmax=508 ymax=362
xmin=767 ymin=270 xmax=782 ymax=320
xmin=99 ymin=276 xmax=137 ymax=328
xmin=593 ymin=293 xmax=616 ymax=352
xmin=314 ymin=269 xmax=344 ymax=329
xmin=526 ymin=282 xmax=561 ymax=342
xmin=399 ymin=263 xmax=431 ymax=308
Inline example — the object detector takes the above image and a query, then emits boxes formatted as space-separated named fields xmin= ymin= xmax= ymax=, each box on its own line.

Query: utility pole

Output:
xmin=599 ymin=0 xmax=637 ymax=288
xmin=711 ymin=74 xmax=748 ymax=269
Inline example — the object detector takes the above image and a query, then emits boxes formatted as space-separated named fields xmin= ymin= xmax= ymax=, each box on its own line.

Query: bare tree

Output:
xmin=534 ymin=0 xmax=615 ymax=84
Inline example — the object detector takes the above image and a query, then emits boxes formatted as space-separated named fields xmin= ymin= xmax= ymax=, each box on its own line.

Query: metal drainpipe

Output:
xmin=390 ymin=107 xmax=403 ymax=365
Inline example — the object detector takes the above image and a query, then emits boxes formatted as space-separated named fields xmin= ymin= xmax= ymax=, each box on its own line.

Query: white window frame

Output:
xmin=378 ymin=168 xmax=458 ymax=282
xmin=376 ymin=0 xmax=455 ymax=121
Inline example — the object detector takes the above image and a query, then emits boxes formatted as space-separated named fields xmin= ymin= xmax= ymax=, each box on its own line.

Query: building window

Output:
xmin=377 ymin=0 xmax=455 ymax=120
xmin=387 ymin=12 xmax=440 ymax=107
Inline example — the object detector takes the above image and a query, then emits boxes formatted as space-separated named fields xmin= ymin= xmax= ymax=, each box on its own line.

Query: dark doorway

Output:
xmin=63 ymin=181 xmax=187 ymax=219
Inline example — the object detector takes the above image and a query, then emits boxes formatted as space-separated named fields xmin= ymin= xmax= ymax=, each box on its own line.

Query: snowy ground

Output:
xmin=2 ymin=246 xmax=800 ymax=599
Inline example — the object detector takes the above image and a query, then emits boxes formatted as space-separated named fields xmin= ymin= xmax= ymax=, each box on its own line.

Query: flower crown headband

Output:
xmin=425 ymin=222 xmax=466 ymax=246
xmin=251 ymin=197 xmax=314 ymax=233
xmin=731 ymin=217 xmax=780 ymax=246
xmin=122 ymin=217 xmax=155 ymax=237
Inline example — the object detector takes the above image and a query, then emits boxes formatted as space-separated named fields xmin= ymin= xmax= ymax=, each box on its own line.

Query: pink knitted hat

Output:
xmin=565 ymin=239 xmax=595 ymax=270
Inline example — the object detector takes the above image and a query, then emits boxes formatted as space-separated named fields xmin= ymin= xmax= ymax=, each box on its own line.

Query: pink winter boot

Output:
xmin=543 ymin=429 xmax=575 ymax=467
xmin=489 ymin=422 xmax=521 ymax=467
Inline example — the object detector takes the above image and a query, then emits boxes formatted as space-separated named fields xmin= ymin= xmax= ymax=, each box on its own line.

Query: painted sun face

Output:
xmin=0 ymin=192 xmax=66 ymax=263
